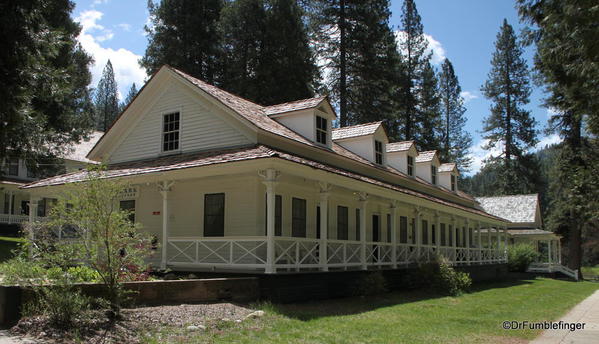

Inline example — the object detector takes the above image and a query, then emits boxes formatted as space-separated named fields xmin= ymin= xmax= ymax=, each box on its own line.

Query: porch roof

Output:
xmin=21 ymin=145 xmax=507 ymax=222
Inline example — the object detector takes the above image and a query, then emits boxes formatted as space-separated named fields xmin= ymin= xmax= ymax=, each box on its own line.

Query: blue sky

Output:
xmin=71 ymin=0 xmax=559 ymax=174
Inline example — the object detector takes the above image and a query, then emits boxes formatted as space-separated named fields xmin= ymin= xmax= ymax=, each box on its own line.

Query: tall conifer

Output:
xmin=94 ymin=60 xmax=119 ymax=132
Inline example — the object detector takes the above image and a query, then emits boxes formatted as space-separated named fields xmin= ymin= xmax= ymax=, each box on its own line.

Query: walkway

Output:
xmin=531 ymin=289 xmax=599 ymax=343
xmin=0 ymin=330 xmax=37 ymax=344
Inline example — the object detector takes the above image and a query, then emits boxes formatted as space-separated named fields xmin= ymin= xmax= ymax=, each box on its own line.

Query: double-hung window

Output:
xmin=204 ymin=193 xmax=225 ymax=237
xmin=407 ymin=156 xmax=414 ymax=176
xmin=162 ymin=112 xmax=180 ymax=152
xmin=451 ymin=174 xmax=456 ymax=191
xmin=337 ymin=206 xmax=348 ymax=240
xmin=316 ymin=116 xmax=327 ymax=145
xmin=5 ymin=159 xmax=19 ymax=176
xmin=292 ymin=197 xmax=306 ymax=237
xmin=375 ymin=140 xmax=383 ymax=165
xmin=431 ymin=165 xmax=437 ymax=185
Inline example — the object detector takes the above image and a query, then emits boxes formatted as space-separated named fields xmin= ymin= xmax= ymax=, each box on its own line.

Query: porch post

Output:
xmin=414 ymin=207 xmax=422 ymax=258
xmin=477 ymin=221 xmax=482 ymax=263
xmin=7 ymin=190 xmax=13 ymax=224
xmin=558 ymin=239 xmax=562 ymax=264
xmin=390 ymin=201 xmax=398 ymax=269
xmin=451 ymin=216 xmax=457 ymax=263
xmin=359 ymin=192 xmax=368 ymax=270
xmin=261 ymin=169 xmax=279 ymax=274
xmin=496 ymin=226 xmax=501 ymax=260
xmin=547 ymin=239 xmax=552 ymax=264
xmin=487 ymin=223 xmax=492 ymax=250
xmin=159 ymin=181 xmax=174 ymax=270
xmin=434 ymin=211 xmax=441 ymax=251
xmin=465 ymin=218 xmax=470 ymax=265
xmin=503 ymin=226 xmax=508 ymax=261
xmin=318 ymin=182 xmax=331 ymax=272
xmin=28 ymin=196 xmax=40 ymax=257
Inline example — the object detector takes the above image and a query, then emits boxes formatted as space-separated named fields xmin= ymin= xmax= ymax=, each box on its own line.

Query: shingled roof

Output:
xmin=386 ymin=141 xmax=414 ymax=153
xmin=438 ymin=163 xmax=456 ymax=173
xmin=415 ymin=150 xmax=437 ymax=163
xmin=332 ymin=122 xmax=383 ymax=140
xmin=475 ymin=194 xmax=539 ymax=223
xmin=61 ymin=131 xmax=103 ymax=164
xmin=263 ymin=96 xmax=328 ymax=115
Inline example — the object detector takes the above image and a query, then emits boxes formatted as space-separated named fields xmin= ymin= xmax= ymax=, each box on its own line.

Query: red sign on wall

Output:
xmin=152 ymin=211 xmax=161 ymax=215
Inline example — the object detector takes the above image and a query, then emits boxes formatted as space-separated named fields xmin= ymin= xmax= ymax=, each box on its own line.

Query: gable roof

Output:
xmin=332 ymin=122 xmax=384 ymax=141
xmin=263 ymin=96 xmax=328 ymax=116
xmin=475 ymin=194 xmax=539 ymax=223
xmin=61 ymin=131 xmax=103 ymax=164
xmin=415 ymin=150 xmax=438 ymax=163
xmin=438 ymin=163 xmax=457 ymax=173
xmin=386 ymin=141 xmax=414 ymax=153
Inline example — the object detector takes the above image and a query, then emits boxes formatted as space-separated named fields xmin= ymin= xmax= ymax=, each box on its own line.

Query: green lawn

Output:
xmin=0 ymin=236 xmax=24 ymax=262
xmin=143 ymin=278 xmax=598 ymax=344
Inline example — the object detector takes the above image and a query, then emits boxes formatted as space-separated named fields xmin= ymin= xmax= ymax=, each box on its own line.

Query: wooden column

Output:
xmin=477 ymin=222 xmax=482 ymax=263
xmin=547 ymin=239 xmax=552 ymax=264
xmin=318 ymin=182 xmax=331 ymax=272
xmin=464 ymin=219 xmax=470 ymax=265
xmin=558 ymin=239 xmax=562 ymax=264
xmin=435 ymin=211 xmax=441 ymax=251
xmin=414 ymin=207 xmax=422 ymax=258
xmin=390 ymin=201 xmax=398 ymax=268
xmin=503 ymin=226 xmax=508 ymax=261
xmin=261 ymin=169 xmax=279 ymax=274
xmin=159 ymin=181 xmax=174 ymax=270
xmin=28 ymin=195 xmax=41 ymax=257
xmin=451 ymin=216 xmax=457 ymax=263
xmin=359 ymin=192 xmax=368 ymax=270
xmin=7 ymin=190 xmax=13 ymax=224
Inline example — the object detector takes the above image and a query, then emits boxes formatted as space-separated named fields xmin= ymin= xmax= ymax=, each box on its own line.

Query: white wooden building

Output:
xmin=22 ymin=66 xmax=511 ymax=274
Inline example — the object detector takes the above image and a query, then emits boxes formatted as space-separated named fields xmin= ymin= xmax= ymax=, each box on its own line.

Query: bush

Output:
xmin=348 ymin=271 xmax=388 ymax=296
xmin=24 ymin=286 xmax=93 ymax=328
xmin=408 ymin=255 xmax=472 ymax=296
xmin=507 ymin=244 xmax=539 ymax=272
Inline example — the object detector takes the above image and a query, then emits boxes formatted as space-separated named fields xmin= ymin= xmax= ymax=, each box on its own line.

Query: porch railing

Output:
xmin=166 ymin=236 xmax=507 ymax=272
xmin=0 ymin=214 xmax=32 ymax=224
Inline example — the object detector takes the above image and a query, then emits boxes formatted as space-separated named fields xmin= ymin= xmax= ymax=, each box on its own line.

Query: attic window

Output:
xmin=316 ymin=116 xmax=327 ymax=145
xmin=162 ymin=112 xmax=180 ymax=152
xmin=407 ymin=156 xmax=414 ymax=176
xmin=431 ymin=165 xmax=437 ymax=185
xmin=451 ymin=174 xmax=456 ymax=191
xmin=375 ymin=140 xmax=383 ymax=165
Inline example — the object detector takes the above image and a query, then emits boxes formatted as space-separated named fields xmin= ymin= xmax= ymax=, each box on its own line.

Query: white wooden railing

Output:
xmin=166 ymin=236 xmax=507 ymax=272
xmin=527 ymin=262 xmax=579 ymax=281
xmin=0 ymin=214 xmax=32 ymax=224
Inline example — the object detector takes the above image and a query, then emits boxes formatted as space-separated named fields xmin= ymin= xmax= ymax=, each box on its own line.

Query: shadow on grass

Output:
xmin=264 ymin=277 xmax=536 ymax=321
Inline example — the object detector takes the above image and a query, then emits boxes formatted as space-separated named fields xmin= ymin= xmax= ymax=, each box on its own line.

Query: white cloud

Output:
xmin=546 ymin=107 xmax=559 ymax=118
xmin=395 ymin=31 xmax=446 ymax=65
xmin=75 ymin=10 xmax=146 ymax=101
xmin=116 ymin=23 xmax=131 ymax=32
xmin=460 ymin=91 xmax=478 ymax=103
xmin=535 ymin=134 xmax=562 ymax=150
xmin=466 ymin=139 xmax=504 ymax=175
xmin=92 ymin=0 xmax=109 ymax=6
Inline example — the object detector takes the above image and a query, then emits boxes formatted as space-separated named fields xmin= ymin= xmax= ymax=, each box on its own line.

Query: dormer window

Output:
xmin=3 ymin=159 xmax=19 ymax=176
xmin=162 ymin=112 xmax=180 ymax=152
xmin=451 ymin=174 xmax=456 ymax=191
xmin=431 ymin=165 xmax=437 ymax=185
xmin=316 ymin=116 xmax=327 ymax=145
xmin=407 ymin=156 xmax=414 ymax=176
xmin=375 ymin=140 xmax=383 ymax=165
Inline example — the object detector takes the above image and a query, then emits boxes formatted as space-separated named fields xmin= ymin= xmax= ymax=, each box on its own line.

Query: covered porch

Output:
xmin=25 ymin=152 xmax=509 ymax=274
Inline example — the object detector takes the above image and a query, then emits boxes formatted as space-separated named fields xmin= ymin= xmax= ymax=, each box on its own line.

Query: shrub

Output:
xmin=507 ymin=244 xmax=539 ymax=272
xmin=26 ymin=286 xmax=93 ymax=327
xmin=348 ymin=271 xmax=388 ymax=296
xmin=408 ymin=255 xmax=472 ymax=296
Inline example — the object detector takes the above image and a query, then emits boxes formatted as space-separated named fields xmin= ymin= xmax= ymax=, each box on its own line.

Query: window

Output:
xmin=407 ymin=156 xmax=414 ymax=176
xmin=375 ymin=140 xmax=383 ymax=165
xmin=451 ymin=174 xmax=456 ymax=191
xmin=399 ymin=216 xmax=408 ymax=243
xmin=469 ymin=227 xmax=473 ymax=247
xmin=5 ymin=159 xmax=19 ymax=176
xmin=355 ymin=209 xmax=360 ymax=240
xmin=431 ymin=165 xmax=437 ymax=185
xmin=120 ymin=200 xmax=136 ymax=223
xmin=431 ymin=224 xmax=436 ymax=245
xmin=387 ymin=214 xmax=392 ymax=243
xmin=440 ymin=223 xmax=446 ymax=246
xmin=337 ymin=206 xmax=348 ymax=240
xmin=204 ymin=193 xmax=225 ymax=236
xmin=162 ymin=112 xmax=180 ymax=152
xmin=27 ymin=166 xmax=36 ymax=179
xmin=411 ymin=218 xmax=416 ymax=244
xmin=316 ymin=116 xmax=327 ymax=145
xmin=449 ymin=225 xmax=453 ymax=245
xmin=264 ymin=194 xmax=282 ymax=236
xmin=292 ymin=197 xmax=306 ymax=237
xmin=422 ymin=220 xmax=428 ymax=245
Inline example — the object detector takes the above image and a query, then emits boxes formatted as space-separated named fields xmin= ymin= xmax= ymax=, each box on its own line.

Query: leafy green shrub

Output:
xmin=507 ymin=244 xmax=539 ymax=272
xmin=408 ymin=255 xmax=472 ymax=296
xmin=29 ymin=286 xmax=93 ymax=327
xmin=348 ymin=271 xmax=388 ymax=296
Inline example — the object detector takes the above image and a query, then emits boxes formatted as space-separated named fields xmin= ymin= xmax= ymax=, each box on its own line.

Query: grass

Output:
xmin=582 ymin=265 xmax=599 ymax=280
xmin=142 ymin=278 xmax=598 ymax=344
xmin=0 ymin=235 xmax=24 ymax=262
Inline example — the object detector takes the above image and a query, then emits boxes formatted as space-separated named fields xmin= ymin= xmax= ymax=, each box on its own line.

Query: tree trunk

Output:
xmin=339 ymin=0 xmax=347 ymax=127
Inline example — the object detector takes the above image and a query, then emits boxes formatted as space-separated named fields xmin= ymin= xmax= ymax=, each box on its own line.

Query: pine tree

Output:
xmin=0 ymin=0 xmax=94 ymax=175
xmin=518 ymin=0 xmax=599 ymax=273
xmin=310 ymin=0 xmax=400 ymax=131
xmin=141 ymin=0 xmax=224 ymax=83
xmin=439 ymin=58 xmax=472 ymax=171
xmin=395 ymin=0 xmax=429 ymax=142
xmin=120 ymin=83 xmax=138 ymax=112
xmin=94 ymin=60 xmax=119 ymax=132
xmin=480 ymin=19 xmax=538 ymax=195
xmin=219 ymin=0 xmax=318 ymax=105
xmin=415 ymin=59 xmax=442 ymax=151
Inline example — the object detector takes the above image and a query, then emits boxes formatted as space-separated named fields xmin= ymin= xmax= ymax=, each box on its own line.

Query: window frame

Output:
xmin=451 ymin=174 xmax=456 ymax=191
xmin=291 ymin=197 xmax=307 ymax=238
xmin=5 ymin=159 xmax=19 ymax=176
xmin=407 ymin=155 xmax=414 ymax=176
xmin=431 ymin=165 xmax=437 ymax=185
xmin=315 ymin=116 xmax=328 ymax=145
xmin=337 ymin=205 xmax=349 ymax=240
xmin=161 ymin=111 xmax=181 ymax=153
xmin=264 ymin=194 xmax=282 ymax=236
xmin=374 ymin=140 xmax=384 ymax=165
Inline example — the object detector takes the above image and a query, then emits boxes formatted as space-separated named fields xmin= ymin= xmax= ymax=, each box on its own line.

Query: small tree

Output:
xmin=32 ymin=165 xmax=155 ymax=317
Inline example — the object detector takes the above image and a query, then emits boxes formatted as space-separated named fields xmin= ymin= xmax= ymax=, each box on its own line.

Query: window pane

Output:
xmin=337 ymin=206 xmax=348 ymax=240
xmin=292 ymin=198 xmax=306 ymax=237
xmin=422 ymin=220 xmax=428 ymax=245
xmin=355 ymin=209 xmax=360 ymax=241
xmin=204 ymin=193 xmax=224 ymax=237
xmin=441 ymin=223 xmax=446 ymax=246
xmin=400 ymin=216 xmax=408 ymax=243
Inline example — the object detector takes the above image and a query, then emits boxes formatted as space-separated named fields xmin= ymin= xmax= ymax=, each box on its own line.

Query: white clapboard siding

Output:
xmin=109 ymin=83 xmax=252 ymax=163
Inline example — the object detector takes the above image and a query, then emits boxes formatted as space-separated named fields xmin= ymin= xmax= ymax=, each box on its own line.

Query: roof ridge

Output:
xmin=264 ymin=96 xmax=327 ymax=108
xmin=332 ymin=121 xmax=383 ymax=131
